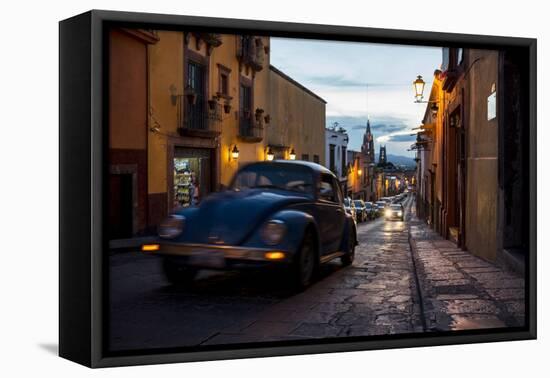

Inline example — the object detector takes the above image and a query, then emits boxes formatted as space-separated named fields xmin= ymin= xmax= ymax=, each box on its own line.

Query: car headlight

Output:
xmin=398 ymin=211 xmax=403 ymax=216
xmin=158 ymin=215 xmax=185 ymax=239
xmin=261 ymin=220 xmax=287 ymax=245
xmin=385 ymin=209 xmax=392 ymax=217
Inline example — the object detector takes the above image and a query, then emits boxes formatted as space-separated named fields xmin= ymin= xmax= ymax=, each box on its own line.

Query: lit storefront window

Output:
xmin=173 ymin=148 xmax=212 ymax=209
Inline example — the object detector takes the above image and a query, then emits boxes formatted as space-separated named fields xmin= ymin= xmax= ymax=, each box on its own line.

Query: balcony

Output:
xmin=195 ymin=33 xmax=223 ymax=47
xmin=236 ymin=36 xmax=265 ymax=72
xmin=238 ymin=111 xmax=264 ymax=143
xmin=177 ymin=96 xmax=222 ymax=137
xmin=185 ymin=33 xmax=223 ymax=55
xmin=441 ymin=68 xmax=460 ymax=92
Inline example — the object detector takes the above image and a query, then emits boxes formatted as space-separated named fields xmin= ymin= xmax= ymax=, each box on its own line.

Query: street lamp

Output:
xmin=266 ymin=147 xmax=274 ymax=161
xmin=357 ymin=168 xmax=362 ymax=176
xmin=289 ymin=148 xmax=296 ymax=160
xmin=231 ymin=145 xmax=239 ymax=160
xmin=430 ymin=102 xmax=439 ymax=116
xmin=413 ymin=75 xmax=438 ymax=104
xmin=413 ymin=75 xmax=425 ymax=102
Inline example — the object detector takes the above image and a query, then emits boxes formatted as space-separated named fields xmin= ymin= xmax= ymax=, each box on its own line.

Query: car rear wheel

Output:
xmin=163 ymin=258 xmax=198 ymax=285
xmin=293 ymin=230 xmax=317 ymax=290
xmin=341 ymin=227 xmax=355 ymax=266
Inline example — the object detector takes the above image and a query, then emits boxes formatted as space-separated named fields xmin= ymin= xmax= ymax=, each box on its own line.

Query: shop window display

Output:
xmin=174 ymin=158 xmax=201 ymax=208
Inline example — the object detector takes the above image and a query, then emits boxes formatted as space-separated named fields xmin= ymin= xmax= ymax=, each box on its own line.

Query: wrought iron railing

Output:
xmin=177 ymin=96 xmax=222 ymax=135
xmin=239 ymin=112 xmax=263 ymax=140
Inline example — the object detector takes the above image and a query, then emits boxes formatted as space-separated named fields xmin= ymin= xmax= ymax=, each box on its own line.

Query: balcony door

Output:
xmin=186 ymin=60 xmax=206 ymax=130
xmin=239 ymin=83 xmax=252 ymax=136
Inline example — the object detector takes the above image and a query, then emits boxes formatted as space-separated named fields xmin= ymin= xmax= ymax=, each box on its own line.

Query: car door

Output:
xmin=316 ymin=173 xmax=346 ymax=254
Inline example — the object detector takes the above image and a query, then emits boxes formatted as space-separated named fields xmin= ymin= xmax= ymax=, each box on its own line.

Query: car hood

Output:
xmin=178 ymin=189 xmax=311 ymax=245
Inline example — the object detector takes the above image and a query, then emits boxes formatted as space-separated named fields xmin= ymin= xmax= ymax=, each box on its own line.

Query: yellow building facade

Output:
xmin=147 ymin=32 xmax=271 ymax=224
xmin=146 ymin=31 xmax=326 ymax=226
xmin=267 ymin=66 xmax=326 ymax=165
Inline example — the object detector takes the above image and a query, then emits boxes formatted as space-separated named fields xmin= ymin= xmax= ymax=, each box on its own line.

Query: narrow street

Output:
xmin=109 ymin=195 xmax=524 ymax=352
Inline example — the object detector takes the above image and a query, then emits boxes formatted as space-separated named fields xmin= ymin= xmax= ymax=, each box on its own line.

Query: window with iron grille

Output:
xmin=217 ymin=64 xmax=231 ymax=98
xmin=186 ymin=61 xmax=207 ymax=130
xmin=220 ymin=74 xmax=228 ymax=95
xmin=239 ymin=84 xmax=253 ymax=136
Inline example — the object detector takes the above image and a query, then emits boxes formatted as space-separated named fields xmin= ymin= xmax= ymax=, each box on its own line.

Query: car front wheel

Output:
xmin=341 ymin=227 xmax=355 ymax=266
xmin=293 ymin=230 xmax=317 ymax=290
xmin=163 ymin=258 xmax=198 ymax=286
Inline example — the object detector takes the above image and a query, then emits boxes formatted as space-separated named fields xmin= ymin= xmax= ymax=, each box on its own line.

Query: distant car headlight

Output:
xmin=398 ymin=211 xmax=403 ymax=217
xmin=385 ymin=209 xmax=392 ymax=217
xmin=261 ymin=220 xmax=287 ymax=245
xmin=158 ymin=215 xmax=185 ymax=239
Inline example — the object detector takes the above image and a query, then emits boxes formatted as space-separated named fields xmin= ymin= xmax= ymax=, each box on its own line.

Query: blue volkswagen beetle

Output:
xmin=142 ymin=160 xmax=358 ymax=289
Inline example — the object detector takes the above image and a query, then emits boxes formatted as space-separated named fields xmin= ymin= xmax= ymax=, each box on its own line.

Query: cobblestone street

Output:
xmin=109 ymin=195 xmax=526 ymax=352
xmin=200 ymin=197 xmax=423 ymax=345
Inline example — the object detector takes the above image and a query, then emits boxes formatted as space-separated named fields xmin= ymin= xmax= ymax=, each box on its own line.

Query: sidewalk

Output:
xmin=409 ymin=216 xmax=525 ymax=331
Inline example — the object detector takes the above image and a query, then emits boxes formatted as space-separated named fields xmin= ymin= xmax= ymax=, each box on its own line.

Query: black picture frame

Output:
xmin=59 ymin=9 xmax=537 ymax=368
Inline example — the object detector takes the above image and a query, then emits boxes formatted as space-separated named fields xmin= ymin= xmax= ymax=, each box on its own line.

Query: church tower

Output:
xmin=379 ymin=145 xmax=387 ymax=165
xmin=361 ymin=119 xmax=375 ymax=164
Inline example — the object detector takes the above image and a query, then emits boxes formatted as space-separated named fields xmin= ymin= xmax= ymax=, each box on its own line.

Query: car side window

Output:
xmin=318 ymin=174 xmax=337 ymax=203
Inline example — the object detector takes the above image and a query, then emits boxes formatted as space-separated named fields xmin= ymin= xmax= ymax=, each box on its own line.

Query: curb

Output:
xmin=407 ymin=223 xmax=428 ymax=332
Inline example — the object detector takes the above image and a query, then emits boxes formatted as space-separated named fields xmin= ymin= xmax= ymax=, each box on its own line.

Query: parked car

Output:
xmin=354 ymin=200 xmax=368 ymax=222
xmin=142 ymin=161 xmax=358 ymax=290
xmin=344 ymin=197 xmax=357 ymax=221
xmin=385 ymin=203 xmax=404 ymax=221
xmin=364 ymin=201 xmax=376 ymax=219
xmin=375 ymin=200 xmax=387 ymax=217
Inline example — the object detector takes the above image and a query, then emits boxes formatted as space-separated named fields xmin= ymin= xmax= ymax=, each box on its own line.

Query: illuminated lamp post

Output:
xmin=266 ymin=147 xmax=274 ymax=161
xmin=230 ymin=145 xmax=239 ymax=160
xmin=289 ymin=148 xmax=296 ymax=160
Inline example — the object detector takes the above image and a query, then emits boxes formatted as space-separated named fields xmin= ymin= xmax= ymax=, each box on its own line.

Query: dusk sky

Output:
xmin=270 ymin=38 xmax=442 ymax=158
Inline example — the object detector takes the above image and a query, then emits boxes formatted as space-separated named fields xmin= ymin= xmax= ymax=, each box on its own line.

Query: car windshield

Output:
xmin=354 ymin=200 xmax=363 ymax=207
xmin=231 ymin=164 xmax=314 ymax=195
xmin=390 ymin=204 xmax=402 ymax=210
xmin=365 ymin=202 xmax=373 ymax=209
xmin=344 ymin=198 xmax=351 ymax=206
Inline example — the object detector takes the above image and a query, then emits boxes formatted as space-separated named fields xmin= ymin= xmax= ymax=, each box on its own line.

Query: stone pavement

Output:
xmin=109 ymin=195 xmax=527 ymax=350
xmin=409 ymin=216 xmax=526 ymax=331
xmin=202 ymin=197 xmax=423 ymax=345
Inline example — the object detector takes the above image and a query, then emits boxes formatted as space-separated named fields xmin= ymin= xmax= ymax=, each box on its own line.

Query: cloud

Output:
xmin=327 ymin=115 xmax=410 ymax=136
xmin=307 ymin=75 xmax=366 ymax=88
xmin=304 ymin=74 xmax=413 ymax=89
xmin=384 ymin=134 xmax=418 ymax=143
xmin=325 ymin=114 xmax=418 ymax=157
xmin=352 ymin=123 xmax=408 ymax=134
xmin=270 ymin=37 xmax=440 ymax=158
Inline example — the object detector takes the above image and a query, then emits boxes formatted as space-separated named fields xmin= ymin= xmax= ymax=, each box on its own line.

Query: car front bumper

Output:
xmin=142 ymin=242 xmax=291 ymax=269
xmin=385 ymin=212 xmax=404 ymax=219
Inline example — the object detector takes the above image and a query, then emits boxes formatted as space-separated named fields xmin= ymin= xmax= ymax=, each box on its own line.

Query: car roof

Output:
xmin=242 ymin=160 xmax=334 ymax=176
